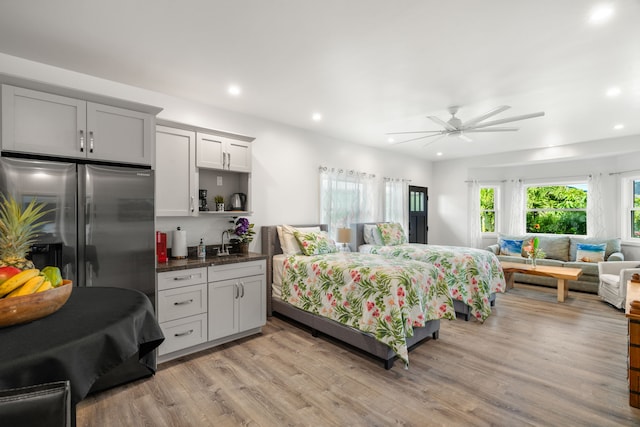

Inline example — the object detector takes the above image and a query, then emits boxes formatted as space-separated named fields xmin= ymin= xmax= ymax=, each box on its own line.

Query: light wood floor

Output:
xmin=77 ymin=284 xmax=640 ymax=426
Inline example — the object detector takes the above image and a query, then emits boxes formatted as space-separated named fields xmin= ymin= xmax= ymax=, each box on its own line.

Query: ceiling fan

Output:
xmin=387 ymin=105 xmax=545 ymax=146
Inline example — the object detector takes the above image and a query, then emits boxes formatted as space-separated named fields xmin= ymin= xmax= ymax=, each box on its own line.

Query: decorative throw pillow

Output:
xmin=576 ymin=243 xmax=606 ymax=263
xmin=293 ymin=230 xmax=338 ymax=255
xmin=363 ymin=224 xmax=384 ymax=245
xmin=277 ymin=225 xmax=321 ymax=255
xmin=377 ymin=222 xmax=407 ymax=246
xmin=499 ymin=239 xmax=524 ymax=257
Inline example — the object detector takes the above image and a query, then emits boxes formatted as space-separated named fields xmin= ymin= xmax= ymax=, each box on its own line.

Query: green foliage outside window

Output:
xmin=480 ymin=187 xmax=495 ymax=232
xmin=526 ymin=185 xmax=587 ymax=235
xmin=631 ymin=180 xmax=640 ymax=238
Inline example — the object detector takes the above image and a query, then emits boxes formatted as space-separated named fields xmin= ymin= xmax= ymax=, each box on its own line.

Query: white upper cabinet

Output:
xmin=196 ymin=132 xmax=251 ymax=172
xmin=1 ymin=85 xmax=155 ymax=165
xmin=86 ymin=102 xmax=153 ymax=165
xmin=155 ymin=125 xmax=197 ymax=216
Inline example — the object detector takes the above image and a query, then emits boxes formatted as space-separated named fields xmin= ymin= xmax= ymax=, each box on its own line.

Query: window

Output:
xmin=525 ymin=183 xmax=587 ymax=235
xmin=480 ymin=186 xmax=497 ymax=233
xmin=622 ymin=176 xmax=640 ymax=240
xmin=319 ymin=168 xmax=377 ymax=237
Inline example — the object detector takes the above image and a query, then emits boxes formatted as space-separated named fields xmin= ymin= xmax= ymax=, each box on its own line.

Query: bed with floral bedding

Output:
xmin=261 ymin=224 xmax=452 ymax=369
xmin=353 ymin=223 xmax=506 ymax=321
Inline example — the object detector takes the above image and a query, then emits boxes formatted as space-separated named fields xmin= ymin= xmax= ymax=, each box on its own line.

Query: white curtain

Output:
xmin=587 ymin=173 xmax=606 ymax=238
xmin=319 ymin=167 xmax=377 ymax=238
xmin=384 ymin=178 xmax=408 ymax=235
xmin=467 ymin=180 xmax=482 ymax=248
xmin=508 ymin=179 xmax=524 ymax=235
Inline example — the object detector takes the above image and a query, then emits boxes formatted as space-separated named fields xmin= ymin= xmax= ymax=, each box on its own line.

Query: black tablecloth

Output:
xmin=0 ymin=287 xmax=164 ymax=406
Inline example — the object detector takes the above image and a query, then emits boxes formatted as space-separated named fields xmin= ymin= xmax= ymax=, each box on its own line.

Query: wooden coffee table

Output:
xmin=500 ymin=261 xmax=582 ymax=302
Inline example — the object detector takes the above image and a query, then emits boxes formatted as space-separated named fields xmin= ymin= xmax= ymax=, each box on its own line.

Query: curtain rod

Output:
xmin=319 ymin=166 xmax=376 ymax=178
xmin=384 ymin=177 xmax=412 ymax=182
xmin=464 ymin=179 xmax=507 ymax=183
xmin=508 ymin=174 xmax=592 ymax=183
xmin=609 ymin=169 xmax=640 ymax=176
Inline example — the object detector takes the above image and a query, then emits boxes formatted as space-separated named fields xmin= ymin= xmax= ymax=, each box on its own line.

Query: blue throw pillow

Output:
xmin=576 ymin=243 xmax=606 ymax=263
xmin=499 ymin=239 xmax=523 ymax=257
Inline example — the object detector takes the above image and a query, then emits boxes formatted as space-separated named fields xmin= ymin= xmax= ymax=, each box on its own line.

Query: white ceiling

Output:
xmin=0 ymin=0 xmax=638 ymax=161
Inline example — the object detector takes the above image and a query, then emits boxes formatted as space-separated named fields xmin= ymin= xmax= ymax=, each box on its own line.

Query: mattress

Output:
xmin=272 ymin=254 xmax=287 ymax=300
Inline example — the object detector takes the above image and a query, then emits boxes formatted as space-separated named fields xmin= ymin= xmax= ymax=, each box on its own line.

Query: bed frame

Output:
xmin=351 ymin=223 xmax=496 ymax=321
xmin=261 ymin=224 xmax=440 ymax=370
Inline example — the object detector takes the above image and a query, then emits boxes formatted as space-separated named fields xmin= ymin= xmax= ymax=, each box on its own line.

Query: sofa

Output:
xmin=486 ymin=234 xmax=624 ymax=294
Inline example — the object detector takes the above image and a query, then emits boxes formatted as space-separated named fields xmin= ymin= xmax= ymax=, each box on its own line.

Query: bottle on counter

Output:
xmin=198 ymin=238 xmax=206 ymax=259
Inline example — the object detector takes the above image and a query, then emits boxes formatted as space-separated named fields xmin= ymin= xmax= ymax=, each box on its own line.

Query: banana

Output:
xmin=36 ymin=280 xmax=52 ymax=293
xmin=0 ymin=269 xmax=40 ymax=297
xmin=7 ymin=275 xmax=45 ymax=298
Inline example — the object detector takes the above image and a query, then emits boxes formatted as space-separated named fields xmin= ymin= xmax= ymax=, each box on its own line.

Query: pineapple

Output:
xmin=0 ymin=194 xmax=50 ymax=270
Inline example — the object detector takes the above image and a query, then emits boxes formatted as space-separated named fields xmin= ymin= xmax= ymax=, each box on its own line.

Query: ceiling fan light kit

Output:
xmin=388 ymin=105 xmax=545 ymax=147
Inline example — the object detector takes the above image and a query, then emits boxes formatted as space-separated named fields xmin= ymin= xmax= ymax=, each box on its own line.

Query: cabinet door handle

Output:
xmin=173 ymin=275 xmax=194 ymax=281
xmin=240 ymin=282 xmax=245 ymax=298
xmin=173 ymin=299 xmax=194 ymax=306
xmin=227 ymin=152 xmax=231 ymax=169
xmin=89 ymin=131 xmax=94 ymax=153
xmin=234 ymin=283 xmax=239 ymax=299
xmin=190 ymin=195 xmax=195 ymax=213
xmin=79 ymin=130 xmax=85 ymax=152
xmin=174 ymin=329 xmax=194 ymax=337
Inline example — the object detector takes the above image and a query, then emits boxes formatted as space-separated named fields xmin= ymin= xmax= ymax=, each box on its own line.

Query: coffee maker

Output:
xmin=199 ymin=189 xmax=209 ymax=211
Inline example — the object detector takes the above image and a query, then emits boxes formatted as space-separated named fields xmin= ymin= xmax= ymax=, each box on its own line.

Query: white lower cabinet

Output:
xmin=157 ymin=268 xmax=208 ymax=358
xmin=208 ymin=260 xmax=266 ymax=341
xmin=156 ymin=260 xmax=266 ymax=362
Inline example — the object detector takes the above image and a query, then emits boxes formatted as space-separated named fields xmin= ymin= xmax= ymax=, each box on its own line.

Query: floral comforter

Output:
xmin=281 ymin=252 xmax=455 ymax=365
xmin=366 ymin=244 xmax=506 ymax=321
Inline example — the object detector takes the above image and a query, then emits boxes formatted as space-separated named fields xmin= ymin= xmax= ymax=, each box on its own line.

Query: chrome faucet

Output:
xmin=219 ymin=230 xmax=230 ymax=256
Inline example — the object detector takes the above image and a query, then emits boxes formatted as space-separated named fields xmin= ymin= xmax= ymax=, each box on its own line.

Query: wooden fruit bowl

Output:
xmin=0 ymin=280 xmax=72 ymax=328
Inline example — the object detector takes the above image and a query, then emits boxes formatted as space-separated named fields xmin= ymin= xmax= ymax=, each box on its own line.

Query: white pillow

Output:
xmin=277 ymin=225 xmax=321 ymax=255
xmin=363 ymin=224 xmax=384 ymax=245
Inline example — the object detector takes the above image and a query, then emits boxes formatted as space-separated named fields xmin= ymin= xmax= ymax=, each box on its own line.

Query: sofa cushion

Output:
xmin=498 ymin=233 xmax=570 ymax=261
xmin=575 ymin=243 xmax=606 ymax=263
xmin=564 ymin=261 xmax=599 ymax=277
xmin=535 ymin=235 xmax=570 ymax=262
xmin=570 ymin=237 xmax=621 ymax=261
xmin=499 ymin=239 xmax=524 ymax=257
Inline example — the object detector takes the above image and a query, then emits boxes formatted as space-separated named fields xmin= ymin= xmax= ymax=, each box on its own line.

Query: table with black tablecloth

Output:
xmin=0 ymin=287 xmax=164 ymax=409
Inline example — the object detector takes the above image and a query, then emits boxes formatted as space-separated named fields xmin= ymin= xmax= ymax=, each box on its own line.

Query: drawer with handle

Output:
xmin=158 ymin=313 xmax=207 ymax=355
xmin=158 ymin=267 xmax=207 ymax=291
xmin=158 ymin=283 xmax=207 ymax=323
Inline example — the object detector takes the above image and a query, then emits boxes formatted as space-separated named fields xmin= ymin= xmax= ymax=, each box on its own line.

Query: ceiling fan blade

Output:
xmin=391 ymin=133 xmax=444 ymax=145
xmin=464 ymin=127 xmax=519 ymax=133
xmin=422 ymin=134 xmax=446 ymax=148
xmin=461 ymin=105 xmax=510 ymax=127
xmin=385 ymin=130 xmax=444 ymax=135
xmin=470 ymin=112 xmax=545 ymax=129
xmin=427 ymin=115 xmax=457 ymax=131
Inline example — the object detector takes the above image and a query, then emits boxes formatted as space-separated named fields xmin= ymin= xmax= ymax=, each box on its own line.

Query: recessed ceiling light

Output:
xmin=614 ymin=123 xmax=624 ymax=130
xmin=589 ymin=4 xmax=614 ymax=24
xmin=228 ymin=85 xmax=241 ymax=96
xmin=436 ymin=152 xmax=443 ymax=156
xmin=387 ymin=137 xmax=395 ymax=144
xmin=606 ymin=86 xmax=621 ymax=97
xmin=312 ymin=113 xmax=322 ymax=122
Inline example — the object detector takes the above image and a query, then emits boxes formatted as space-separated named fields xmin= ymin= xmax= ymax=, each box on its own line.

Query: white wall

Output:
xmin=431 ymin=137 xmax=640 ymax=260
xmin=0 ymin=53 xmax=433 ymax=252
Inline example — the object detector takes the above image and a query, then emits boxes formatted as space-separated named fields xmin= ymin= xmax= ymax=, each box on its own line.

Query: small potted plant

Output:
xmin=214 ymin=195 xmax=224 ymax=212
xmin=232 ymin=217 xmax=255 ymax=254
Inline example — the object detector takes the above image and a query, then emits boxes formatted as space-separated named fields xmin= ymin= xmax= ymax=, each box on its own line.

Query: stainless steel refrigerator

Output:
xmin=0 ymin=156 xmax=155 ymax=307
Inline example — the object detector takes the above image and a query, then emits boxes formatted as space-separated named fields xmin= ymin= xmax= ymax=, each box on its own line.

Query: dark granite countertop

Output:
xmin=156 ymin=252 xmax=268 ymax=273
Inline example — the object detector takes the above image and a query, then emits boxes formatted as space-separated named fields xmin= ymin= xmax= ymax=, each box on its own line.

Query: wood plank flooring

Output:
xmin=77 ymin=284 xmax=640 ymax=426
